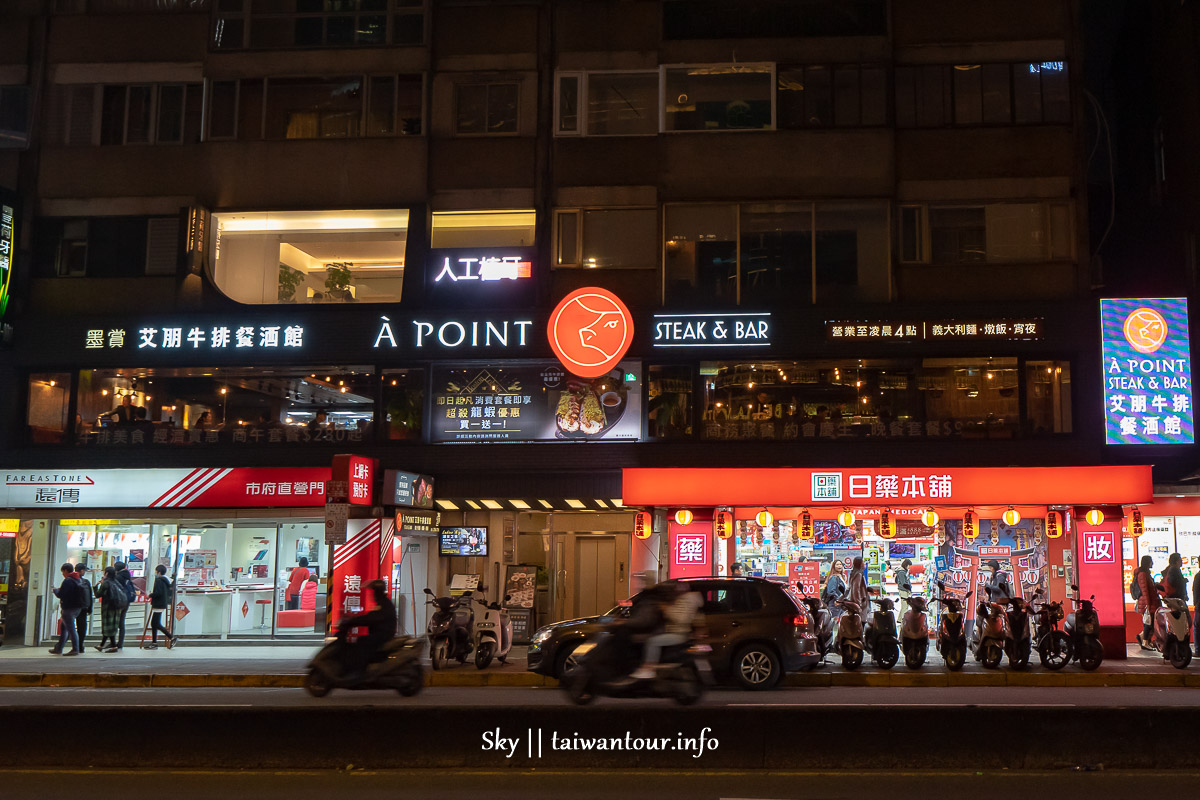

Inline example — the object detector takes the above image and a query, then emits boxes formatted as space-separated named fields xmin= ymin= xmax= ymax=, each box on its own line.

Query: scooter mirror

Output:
xmin=423 ymin=588 xmax=433 ymax=595
xmin=1070 ymin=584 xmax=1078 ymax=592
xmin=504 ymin=594 xmax=511 ymax=601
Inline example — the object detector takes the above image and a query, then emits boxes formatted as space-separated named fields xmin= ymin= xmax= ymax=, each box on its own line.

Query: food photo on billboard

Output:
xmin=439 ymin=526 xmax=489 ymax=557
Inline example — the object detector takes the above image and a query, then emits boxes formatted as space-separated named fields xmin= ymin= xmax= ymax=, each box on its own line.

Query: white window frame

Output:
xmin=554 ymin=69 xmax=662 ymax=138
xmin=203 ymin=77 xmax=240 ymax=142
xmin=897 ymin=203 xmax=928 ymax=264
xmin=554 ymin=71 xmax=582 ymax=136
xmin=659 ymin=62 xmax=777 ymax=134
xmin=553 ymin=207 xmax=659 ymax=269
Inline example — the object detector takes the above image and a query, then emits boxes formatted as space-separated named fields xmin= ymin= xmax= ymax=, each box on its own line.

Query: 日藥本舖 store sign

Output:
xmin=0 ymin=468 xmax=332 ymax=508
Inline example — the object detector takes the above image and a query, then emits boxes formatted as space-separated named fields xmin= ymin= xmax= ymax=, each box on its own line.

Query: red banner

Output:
xmin=789 ymin=562 xmax=820 ymax=596
xmin=669 ymin=522 xmax=711 ymax=579
xmin=330 ymin=519 xmax=383 ymax=629
xmin=1076 ymin=525 xmax=1123 ymax=627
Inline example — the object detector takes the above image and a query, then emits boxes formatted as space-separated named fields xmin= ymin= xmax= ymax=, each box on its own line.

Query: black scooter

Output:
xmin=562 ymin=621 xmax=711 ymax=706
xmin=1064 ymin=585 xmax=1103 ymax=671
xmin=797 ymin=591 xmax=834 ymax=667
xmin=864 ymin=595 xmax=900 ymax=669
xmin=304 ymin=632 xmax=424 ymax=697
xmin=934 ymin=583 xmax=972 ymax=671
xmin=1003 ymin=591 xmax=1038 ymax=670
xmin=424 ymin=587 xmax=474 ymax=669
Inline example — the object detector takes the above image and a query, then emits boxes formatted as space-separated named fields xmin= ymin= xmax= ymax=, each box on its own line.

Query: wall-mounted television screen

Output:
xmin=439 ymin=527 xmax=488 ymax=557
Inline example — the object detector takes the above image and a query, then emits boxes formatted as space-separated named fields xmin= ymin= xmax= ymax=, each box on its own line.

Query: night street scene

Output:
xmin=4 ymin=0 xmax=1200 ymax=797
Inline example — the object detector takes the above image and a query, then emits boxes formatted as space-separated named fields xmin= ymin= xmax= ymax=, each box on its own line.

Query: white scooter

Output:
xmin=1153 ymin=596 xmax=1193 ymax=669
xmin=473 ymin=589 xmax=513 ymax=669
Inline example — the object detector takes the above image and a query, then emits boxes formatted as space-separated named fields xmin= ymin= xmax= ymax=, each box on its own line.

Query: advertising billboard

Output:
xmin=1101 ymin=297 xmax=1194 ymax=444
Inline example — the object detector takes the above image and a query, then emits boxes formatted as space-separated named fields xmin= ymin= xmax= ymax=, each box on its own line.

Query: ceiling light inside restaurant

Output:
xmin=481 ymin=500 xmax=503 ymax=510
xmin=537 ymin=500 xmax=554 ymax=509
xmin=566 ymin=499 xmax=586 ymax=509
xmin=510 ymin=500 xmax=531 ymax=510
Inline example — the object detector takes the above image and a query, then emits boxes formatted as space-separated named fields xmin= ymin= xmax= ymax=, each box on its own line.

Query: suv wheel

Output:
xmin=732 ymin=644 xmax=780 ymax=690
xmin=555 ymin=643 xmax=581 ymax=679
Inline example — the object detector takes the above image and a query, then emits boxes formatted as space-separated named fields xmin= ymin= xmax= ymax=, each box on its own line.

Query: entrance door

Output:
xmin=394 ymin=536 xmax=431 ymax=636
xmin=574 ymin=536 xmax=618 ymax=619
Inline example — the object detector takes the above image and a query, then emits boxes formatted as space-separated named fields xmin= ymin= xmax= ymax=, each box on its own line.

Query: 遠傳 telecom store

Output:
xmin=624 ymin=465 xmax=1155 ymax=655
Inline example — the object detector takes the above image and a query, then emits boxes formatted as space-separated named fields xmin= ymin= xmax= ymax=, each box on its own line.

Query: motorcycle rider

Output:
xmin=336 ymin=579 xmax=397 ymax=678
xmin=631 ymin=581 xmax=702 ymax=680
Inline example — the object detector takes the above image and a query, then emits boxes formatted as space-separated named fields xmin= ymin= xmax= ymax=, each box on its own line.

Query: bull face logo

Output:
xmin=1123 ymin=307 xmax=1168 ymax=354
xmin=547 ymin=287 xmax=633 ymax=378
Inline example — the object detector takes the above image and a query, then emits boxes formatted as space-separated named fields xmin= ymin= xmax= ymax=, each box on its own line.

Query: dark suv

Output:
xmin=527 ymin=577 xmax=819 ymax=689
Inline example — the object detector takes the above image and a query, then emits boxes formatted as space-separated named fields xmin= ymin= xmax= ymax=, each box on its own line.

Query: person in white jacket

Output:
xmin=631 ymin=581 xmax=702 ymax=679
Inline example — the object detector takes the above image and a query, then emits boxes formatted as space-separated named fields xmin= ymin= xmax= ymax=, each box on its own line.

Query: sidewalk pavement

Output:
xmin=0 ymin=642 xmax=1196 ymax=688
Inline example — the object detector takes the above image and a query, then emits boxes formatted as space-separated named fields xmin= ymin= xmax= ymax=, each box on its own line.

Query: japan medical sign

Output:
xmin=1101 ymin=297 xmax=1194 ymax=445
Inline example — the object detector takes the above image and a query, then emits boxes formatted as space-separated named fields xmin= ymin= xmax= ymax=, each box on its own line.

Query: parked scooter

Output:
xmin=1064 ymin=585 xmax=1103 ymax=671
xmin=971 ymin=599 xmax=1009 ymax=669
xmin=834 ymin=598 xmax=867 ymax=670
xmin=1152 ymin=595 xmax=1193 ymax=669
xmin=304 ymin=632 xmax=424 ymax=697
xmin=424 ymin=587 xmax=474 ymax=669
xmin=1033 ymin=597 xmax=1072 ymax=671
xmin=1003 ymin=591 xmax=1038 ymax=670
xmin=473 ymin=588 xmax=514 ymax=669
xmin=562 ymin=620 xmax=711 ymax=706
xmin=796 ymin=590 xmax=834 ymax=666
xmin=864 ymin=595 xmax=900 ymax=669
xmin=900 ymin=596 xmax=930 ymax=669
xmin=934 ymin=583 xmax=971 ymax=671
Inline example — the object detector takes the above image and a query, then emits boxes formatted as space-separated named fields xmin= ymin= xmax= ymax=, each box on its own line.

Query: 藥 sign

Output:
xmin=652 ymin=312 xmax=771 ymax=348
xmin=1101 ymin=298 xmax=1194 ymax=445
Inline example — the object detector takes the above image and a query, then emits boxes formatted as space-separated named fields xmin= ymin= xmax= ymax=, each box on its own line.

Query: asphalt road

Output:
xmin=1 ymin=769 xmax=1195 ymax=800
xmin=2 ymin=685 xmax=1199 ymax=707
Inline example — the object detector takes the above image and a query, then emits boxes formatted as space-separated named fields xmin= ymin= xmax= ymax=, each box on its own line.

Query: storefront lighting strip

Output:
xmin=435 ymin=500 xmax=459 ymax=510
xmin=510 ymin=500 xmax=531 ymax=509
xmin=481 ymin=500 xmax=503 ymax=510
xmin=565 ymin=499 xmax=586 ymax=509
xmin=611 ymin=498 xmax=623 ymax=507
xmin=537 ymin=500 xmax=554 ymax=509
xmin=594 ymin=499 xmax=609 ymax=508
xmin=465 ymin=500 xmax=482 ymax=510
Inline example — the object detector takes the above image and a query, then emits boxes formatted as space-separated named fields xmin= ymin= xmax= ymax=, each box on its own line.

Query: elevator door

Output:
xmin=574 ymin=536 xmax=618 ymax=619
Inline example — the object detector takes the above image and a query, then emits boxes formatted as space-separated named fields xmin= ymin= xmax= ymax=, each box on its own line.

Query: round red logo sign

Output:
xmin=547 ymin=287 xmax=634 ymax=378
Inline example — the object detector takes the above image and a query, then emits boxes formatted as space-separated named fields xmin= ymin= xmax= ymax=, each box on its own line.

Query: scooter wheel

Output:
xmin=841 ymin=643 xmax=863 ymax=671
xmin=563 ymin=669 xmax=595 ymax=705
xmin=398 ymin=664 xmax=424 ymax=696
xmin=905 ymin=644 xmax=927 ymax=670
xmin=475 ymin=642 xmax=495 ymax=670
xmin=1038 ymin=632 xmax=1071 ymax=671
xmin=876 ymin=642 xmax=899 ymax=670
xmin=674 ymin=665 xmax=703 ymax=706
xmin=1079 ymin=640 xmax=1103 ymax=671
xmin=1167 ymin=639 xmax=1193 ymax=670
xmin=944 ymin=642 xmax=966 ymax=672
xmin=430 ymin=642 xmax=447 ymax=671
xmin=982 ymin=645 xmax=1003 ymax=669
xmin=304 ymin=668 xmax=333 ymax=698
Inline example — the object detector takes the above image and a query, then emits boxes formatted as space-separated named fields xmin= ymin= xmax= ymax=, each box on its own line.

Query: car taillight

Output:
xmin=790 ymin=611 xmax=808 ymax=628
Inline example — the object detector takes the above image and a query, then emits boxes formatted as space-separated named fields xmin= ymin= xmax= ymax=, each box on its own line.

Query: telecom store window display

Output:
xmin=45 ymin=520 xmax=328 ymax=642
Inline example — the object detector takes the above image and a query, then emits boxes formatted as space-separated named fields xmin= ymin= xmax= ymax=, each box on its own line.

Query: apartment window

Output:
xmin=556 ymin=73 xmax=579 ymax=133
xmin=896 ymin=62 xmax=1071 ymax=128
xmin=213 ymin=0 xmax=426 ymax=50
xmin=663 ymin=65 xmax=773 ymax=131
xmin=41 ymin=217 xmax=178 ymax=278
xmin=555 ymin=209 xmax=657 ymax=269
xmin=909 ymin=202 xmax=1073 ymax=265
xmin=28 ymin=374 xmax=72 ymax=445
xmin=1026 ymin=361 xmax=1072 ymax=435
xmin=0 ymin=85 xmax=33 ymax=148
xmin=365 ymin=75 xmax=421 ymax=137
xmin=777 ymin=65 xmax=886 ymax=129
xmin=210 ymin=209 xmax=409 ymax=304
xmin=207 ymin=80 xmax=239 ymax=140
xmin=455 ymin=83 xmax=518 ymax=135
xmin=662 ymin=0 xmax=887 ymax=40
xmin=555 ymin=71 xmax=659 ymax=136
xmin=266 ymin=76 xmax=362 ymax=138
xmin=665 ymin=202 xmax=889 ymax=305
xmin=91 ymin=83 xmax=194 ymax=146
xmin=430 ymin=210 xmax=535 ymax=248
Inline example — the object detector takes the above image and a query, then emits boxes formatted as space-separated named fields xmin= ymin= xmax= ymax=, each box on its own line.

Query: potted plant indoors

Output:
xmin=277 ymin=263 xmax=306 ymax=303
xmin=324 ymin=262 xmax=354 ymax=300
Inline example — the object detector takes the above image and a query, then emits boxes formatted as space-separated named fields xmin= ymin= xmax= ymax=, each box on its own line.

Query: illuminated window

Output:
xmin=210 ymin=209 xmax=409 ymax=304
xmin=663 ymin=65 xmax=774 ymax=132
xmin=430 ymin=210 xmax=535 ymax=248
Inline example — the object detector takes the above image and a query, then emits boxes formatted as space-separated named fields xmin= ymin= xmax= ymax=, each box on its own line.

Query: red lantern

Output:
xmin=714 ymin=510 xmax=732 ymax=540
xmin=633 ymin=511 xmax=651 ymax=540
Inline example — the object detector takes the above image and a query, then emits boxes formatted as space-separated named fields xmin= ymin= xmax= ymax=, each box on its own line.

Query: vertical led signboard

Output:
xmin=1101 ymin=298 xmax=1193 ymax=445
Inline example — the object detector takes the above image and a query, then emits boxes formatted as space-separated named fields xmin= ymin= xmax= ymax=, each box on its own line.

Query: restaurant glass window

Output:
xmin=27 ymin=373 xmax=71 ymax=444
xmin=648 ymin=365 xmax=693 ymax=439
xmin=927 ymin=202 xmax=1068 ymax=265
xmin=1025 ymin=361 xmax=1072 ymax=435
xmin=664 ymin=203 xmax=738 ymax=302
xmin=896 ymin=62 xmax=1070 ymax=128
xmin=699 ymin=358 xmax=1045 ymax=442
xmin=554 ymin=208 xmax=657 ymax=269
xmin=383 ymin=368 xmax=426 ymax=441
xmin=430 ymin=210 xmax=535 ymax=248
xmin=210 ymin=209 xmax=409 ymax=304
xmin=71 ymin=366 xmax=376 ymax=447
xmin=663 ymin=65 xmax=773 ymax=131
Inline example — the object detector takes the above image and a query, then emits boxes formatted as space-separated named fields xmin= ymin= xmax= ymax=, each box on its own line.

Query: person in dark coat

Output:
xmin=982 ymin=559 xmax=1014 ymax=604
xmin=823 ymin=560 xmax=848 ymax=619
xmin=1134 ymin=555 xmax=1162 ymax=650
xmin=74 ymin=562 xmax=93 ymax=648
xmin=49 ymin=563 xmax=82 ymax=656
xmin=95 ymin=566 xmax=122 ymax=653
xmin=1159 ymin=553 xmax=1191 ymax=629
xmin=144 ymin=564 xmax=177 ymax=650
xmin=113 ymin=561 xmax=136 ymax=651
xmin=895 ymin=559 xmax=913 ymax=615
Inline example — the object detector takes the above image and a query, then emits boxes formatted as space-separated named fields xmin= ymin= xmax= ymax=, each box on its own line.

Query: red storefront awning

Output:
xmin=622 ymin=465 xmax=1154 ymax=508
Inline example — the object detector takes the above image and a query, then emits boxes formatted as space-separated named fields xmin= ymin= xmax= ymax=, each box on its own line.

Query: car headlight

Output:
xmin=531 ymin=628 xmax=553 ymax=645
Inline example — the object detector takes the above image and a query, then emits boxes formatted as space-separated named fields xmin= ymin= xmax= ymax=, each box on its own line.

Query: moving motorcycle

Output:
xmin=562 ymin=621 xmax=711 ymax=706
xmin=900 ymin=596 xmax=930 ymax=669
xmin=424 ymin=587 xmax=474 ymax=669
xmin=1064 ymin=585 xmax=1103 ymax=671
xmin=1003 ymin=592 xmax=1038 ymax=670
xmin=304 ymin=632 xmax=424 ymax=697
xmin=934 ymin=583 xmax=971 ymax=671
xmin=473 ymin=589 xmax=514 ymax=669
xmin=864 ymin=595 xmax=900 ymax=669
xmin=835 ymin=597 xmax=867 ymax=670
xmin=1152 ymin=595 xmax=1193 ymax=669
xmin=972 ymin=599 xmax=1009 ymax=669
xmin=1033 ymin=596 xmax=1071 ymax=671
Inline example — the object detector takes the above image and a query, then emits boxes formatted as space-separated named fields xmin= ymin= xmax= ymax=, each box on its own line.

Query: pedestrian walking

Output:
xmin=49 ymin=563 xmax=83 ymax=656
xmin=75 ymin=563 xmax=93 ymax=649
xmin=144 ymin=564 xmax=177 ymax=650
xmin=94 ymin=566 xmax=127 ymax=653
xmin=846 ymin=556 xmax=871 ymax=615
xmin=113 ymin=561 xmax=136 ymax=651
xmin=1133 ymin=555 xmax=1162 ymax=650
